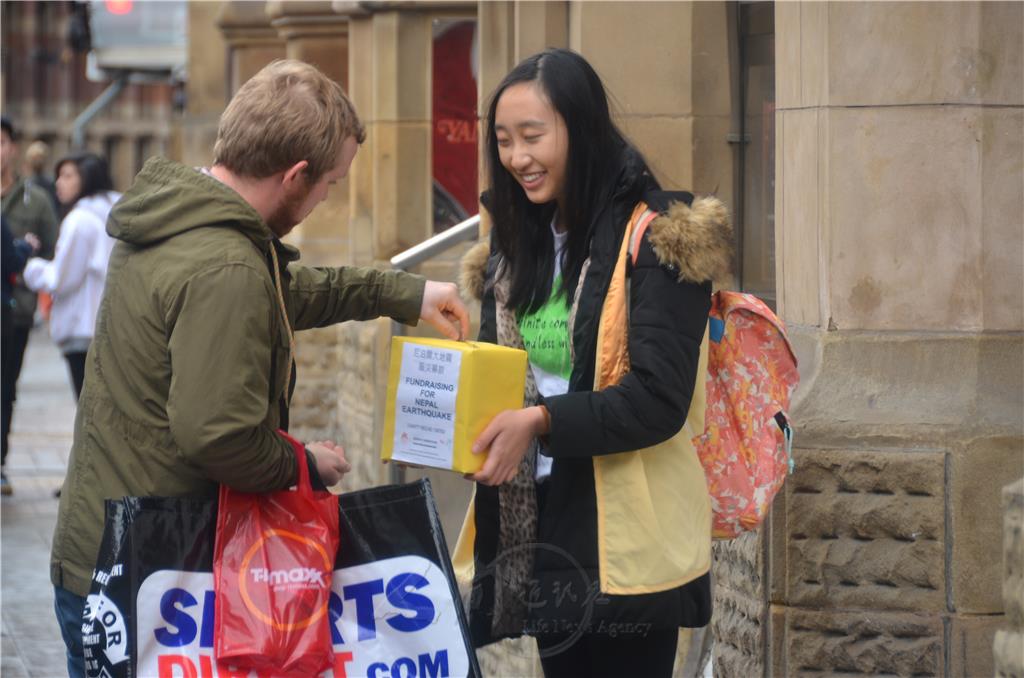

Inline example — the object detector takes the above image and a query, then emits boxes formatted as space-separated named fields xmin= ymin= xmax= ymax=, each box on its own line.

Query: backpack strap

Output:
xmin=624 ymin=205 xmax=658 ymax=322
xmin=627 ymin=208 xmax=659 ymax=267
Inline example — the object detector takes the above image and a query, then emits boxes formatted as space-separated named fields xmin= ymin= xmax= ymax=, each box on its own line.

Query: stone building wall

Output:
xmin=708 ymin=3 xmax=1024 ymax=677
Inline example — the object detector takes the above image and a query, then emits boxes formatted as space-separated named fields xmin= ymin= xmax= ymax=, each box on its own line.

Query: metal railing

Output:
xmin=387 ymin=213 xmax=481 ymax=484
xmin=389 ymin=214 xmax=480 ymax=271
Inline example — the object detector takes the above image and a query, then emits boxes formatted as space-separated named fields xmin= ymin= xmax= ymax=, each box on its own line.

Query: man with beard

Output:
xmin=50 ymin=60 xmax=470 ymax=677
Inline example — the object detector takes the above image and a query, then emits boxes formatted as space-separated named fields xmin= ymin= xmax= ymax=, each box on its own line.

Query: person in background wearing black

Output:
xmin=1 ymin=117 xmax=59 ymax=496
xmin=2 ymin=217 xmax=40 ymax=491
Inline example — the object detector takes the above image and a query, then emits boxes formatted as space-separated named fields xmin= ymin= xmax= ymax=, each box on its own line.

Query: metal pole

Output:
xmin=71 ymin=73 xmax=130 ymax=150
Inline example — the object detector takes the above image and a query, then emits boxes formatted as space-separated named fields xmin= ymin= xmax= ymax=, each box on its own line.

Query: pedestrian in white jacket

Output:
xmin=23 ymin=152 xmax=118 ymax=399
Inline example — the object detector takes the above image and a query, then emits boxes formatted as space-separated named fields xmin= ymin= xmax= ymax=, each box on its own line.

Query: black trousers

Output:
xmin=65 ymin=351 xmax=87 ymax=401
xmin=536 ymin=628 xmax=680 ymax=678
xmin=1 ymin=322 xmax=31 ymax=467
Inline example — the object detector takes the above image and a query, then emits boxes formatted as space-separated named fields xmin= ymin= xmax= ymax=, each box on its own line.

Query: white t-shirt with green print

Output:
xmin=516 ymin=221 xmax=571 ymax=480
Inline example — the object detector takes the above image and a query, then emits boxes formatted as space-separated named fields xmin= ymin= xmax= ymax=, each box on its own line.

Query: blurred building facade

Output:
xmin=3 ymin=1 xmax=1021 ymax=676
xmin=0 ymin=1 xmax=176 ymax=191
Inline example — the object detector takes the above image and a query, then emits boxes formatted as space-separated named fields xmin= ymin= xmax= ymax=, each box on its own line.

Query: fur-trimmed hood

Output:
xmin=459 ymin=236 xmax=492 ymax=302
xmin=459 ymin=195 xmax=733 ymax=301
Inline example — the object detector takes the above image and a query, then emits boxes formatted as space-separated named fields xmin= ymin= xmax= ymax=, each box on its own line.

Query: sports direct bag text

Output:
xmin=82 ymin=480 xmax=479 ymax=677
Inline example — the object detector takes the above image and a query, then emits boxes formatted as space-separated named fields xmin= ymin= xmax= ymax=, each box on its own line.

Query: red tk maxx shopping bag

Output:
xmin=213 ymin=431 xmax=340 ymax=676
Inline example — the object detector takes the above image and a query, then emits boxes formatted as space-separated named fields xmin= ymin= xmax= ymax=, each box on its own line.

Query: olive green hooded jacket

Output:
xmin=51 ymin=157 xmax=425 ymax=596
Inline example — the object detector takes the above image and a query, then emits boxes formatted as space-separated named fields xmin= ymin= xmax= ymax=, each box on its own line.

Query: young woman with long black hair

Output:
xmin=23 ymin=152 xmax=118 ymax=399
xmin=454 ymin=48 xmax=733 ymax=677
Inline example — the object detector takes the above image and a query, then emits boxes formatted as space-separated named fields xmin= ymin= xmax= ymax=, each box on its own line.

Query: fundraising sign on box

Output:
xmin=382 ymin=338 xmax=527 ymax=474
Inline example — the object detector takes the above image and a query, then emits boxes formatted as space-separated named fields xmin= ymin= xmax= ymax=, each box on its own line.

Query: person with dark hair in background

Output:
xmin=23 ymin=152 xmax=119 ymax=399
xmin=1 ymin=116 xmax=60 ymax=496
xmin=455 ymin=48 xmax=732 ymax=677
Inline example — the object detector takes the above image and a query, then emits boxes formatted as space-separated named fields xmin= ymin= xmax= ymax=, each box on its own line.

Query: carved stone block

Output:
xmin=785 ymin=609 xmax=943 ymax=677
xmin=712 ymin=530 xmax=765 ymax=678
xmin=786 ymin=449 xmax=946 ymax=611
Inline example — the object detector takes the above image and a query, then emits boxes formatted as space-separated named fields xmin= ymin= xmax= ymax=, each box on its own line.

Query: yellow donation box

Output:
xmin=382 ymin=337 xmax=528 ymax=474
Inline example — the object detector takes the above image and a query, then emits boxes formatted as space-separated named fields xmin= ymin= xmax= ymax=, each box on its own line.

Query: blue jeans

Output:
xmin=53 ymin=586 xmax=86 ymax=678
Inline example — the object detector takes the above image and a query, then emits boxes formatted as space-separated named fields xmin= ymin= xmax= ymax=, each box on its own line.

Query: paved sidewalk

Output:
xmin=2 ymin=328 xmax=77 ymax=678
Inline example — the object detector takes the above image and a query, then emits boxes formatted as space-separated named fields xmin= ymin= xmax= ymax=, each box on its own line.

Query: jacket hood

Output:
xmin=459 ymin=195 xmax=733 ymax=301
xmin=107 ymin=157 xmax=273 ymax=248
xmin=646 ymin=196 xmax=733 ymax=285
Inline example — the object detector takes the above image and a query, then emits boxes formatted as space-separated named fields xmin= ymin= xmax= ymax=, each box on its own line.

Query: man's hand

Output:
xmin=308 ymin=441 xmax=351 ymax=487
xmin=420 ymin=281 xmax=470 ymax=341
xmin=22 ymin=232 xmax=40 ymax=253
xmin=468 ymin=406 xmax=548 ymax=486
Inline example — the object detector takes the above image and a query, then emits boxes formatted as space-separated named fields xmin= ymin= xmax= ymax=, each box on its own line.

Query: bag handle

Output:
xmin=277 ymin=429 xmax=313 ymax=499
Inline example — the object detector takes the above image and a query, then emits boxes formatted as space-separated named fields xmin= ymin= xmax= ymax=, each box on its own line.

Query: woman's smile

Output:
xmin=518 ymin=171 xmax=547 ymax=190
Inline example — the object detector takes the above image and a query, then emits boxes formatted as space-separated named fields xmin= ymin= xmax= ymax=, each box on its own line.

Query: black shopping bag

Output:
xmin=83 ymin=479 xmax=481 ymax=678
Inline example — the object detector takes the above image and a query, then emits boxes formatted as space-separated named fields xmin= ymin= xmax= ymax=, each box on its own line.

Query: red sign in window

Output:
xmin=432 ymin=21 xmax=478 ymax=222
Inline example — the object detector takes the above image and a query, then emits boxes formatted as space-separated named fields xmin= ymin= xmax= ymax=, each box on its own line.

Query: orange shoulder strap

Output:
xmin=628 ymin=207 xmax=659 ymax=267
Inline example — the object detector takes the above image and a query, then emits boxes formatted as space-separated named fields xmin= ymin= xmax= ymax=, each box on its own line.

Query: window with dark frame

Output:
xmin=737 ymin=1 xmax=776 ymax=308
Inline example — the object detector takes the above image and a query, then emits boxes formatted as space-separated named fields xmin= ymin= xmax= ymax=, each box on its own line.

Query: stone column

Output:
xmin=475 ymin=0 xmax=515 ymax=239
xmin=178 ymin=1 xmax=228 ymax=168
xmin=217 ymin=1 xmax=285 ymax=96
xmin=513 ymin=1 xmax=567 ymax=62
xmin=715 ymin=3 xmax=1024 ymax=677
xmin=372 ymin=10 xmax=433 ymax=259
xmin=267 ymin=0 xmax=353 ymax=267
xmin=338 ymin=0 xmax=475 ymax=262
xmin=477 ymin=0 xmax=735 ymax=225
xmin=571 ymin=1 xmax=693 ymax=189
xmin=567 ymin=2 xmax=734 ymax=209
xmin=344 ymin=8 xmax=375 ymax=268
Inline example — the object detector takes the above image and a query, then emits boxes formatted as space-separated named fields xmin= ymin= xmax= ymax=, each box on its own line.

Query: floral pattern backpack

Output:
xmin=697 ymin=291 xmax=799 ymax=538
xmin=629 ymin=210 xmax=800 ymax=539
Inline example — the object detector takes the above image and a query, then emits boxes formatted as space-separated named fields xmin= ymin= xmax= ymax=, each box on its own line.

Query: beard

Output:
xmin=266 ymin=182 xmax=311 ymax=237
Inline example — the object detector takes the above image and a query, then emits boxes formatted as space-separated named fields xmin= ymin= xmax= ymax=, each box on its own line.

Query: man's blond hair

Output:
xmin=213 ymin=60 xmax=365 ymax=183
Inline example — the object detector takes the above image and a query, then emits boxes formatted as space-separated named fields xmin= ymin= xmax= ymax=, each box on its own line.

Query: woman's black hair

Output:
xmin=485 ymin=48 xmax=655 ymax=313
xmin=55 ymin=152 xmax=114 ymax=208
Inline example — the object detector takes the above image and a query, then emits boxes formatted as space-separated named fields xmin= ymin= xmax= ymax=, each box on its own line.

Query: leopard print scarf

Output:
xmin=489 ymin=257 xmax=591 ymax=638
